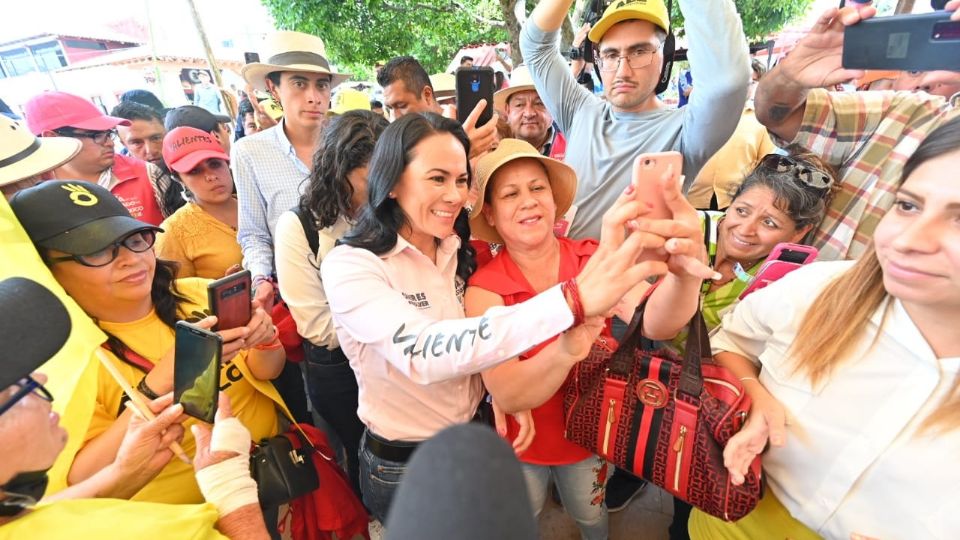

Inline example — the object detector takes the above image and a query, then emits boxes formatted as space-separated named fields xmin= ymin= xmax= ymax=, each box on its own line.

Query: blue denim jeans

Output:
xmin=523 ymin=455 xmax=610 ymax=540
xmin=302 ymin=343 xmax=364 ymax=498
xmin=359 ymin=431 xmax=409 ymax=523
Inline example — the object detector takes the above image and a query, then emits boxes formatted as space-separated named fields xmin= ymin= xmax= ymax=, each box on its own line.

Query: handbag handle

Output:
xmin=607 ymin=287 xmax=711 ymax=402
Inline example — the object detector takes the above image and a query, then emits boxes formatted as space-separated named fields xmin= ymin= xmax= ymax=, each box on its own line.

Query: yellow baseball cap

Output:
xmin=588 ymin=0 xmax=670 ymax=43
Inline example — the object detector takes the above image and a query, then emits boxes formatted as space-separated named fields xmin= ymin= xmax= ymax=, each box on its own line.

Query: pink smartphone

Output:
xmin=632 ymin=151 xmax=682 ymax=220
xmin=739 ymin=243 xmax=819 ymax=300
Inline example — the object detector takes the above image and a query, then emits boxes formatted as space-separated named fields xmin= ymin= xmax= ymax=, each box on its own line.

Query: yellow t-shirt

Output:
xmin=0 ymin=499 xmax=225 ymax=540
xmin=155 ymin=202 xmax=242 ymax=279
xmin=87 ymin=278 xmax=280 ymax=504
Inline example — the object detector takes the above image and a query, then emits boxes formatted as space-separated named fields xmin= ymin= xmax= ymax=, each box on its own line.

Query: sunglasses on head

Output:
xmin=45 ymin=229 xmax=157 ymax=268
xmin=759 ymin=154 xmax=834 ymax=190
xmin=0 ymin=375 xmax=53 ymax=417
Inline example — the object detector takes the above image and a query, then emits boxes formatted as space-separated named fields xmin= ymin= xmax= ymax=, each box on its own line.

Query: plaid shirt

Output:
xmin=776 ymin=89 xmax=958 ymax=260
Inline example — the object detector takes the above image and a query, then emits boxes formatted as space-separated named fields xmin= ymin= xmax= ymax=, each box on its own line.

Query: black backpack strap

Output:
xmin=292 ymin=206 xmax=320 ymax=257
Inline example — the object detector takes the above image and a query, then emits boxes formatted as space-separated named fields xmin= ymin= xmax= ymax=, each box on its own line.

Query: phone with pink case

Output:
xmin=738 ymin=243 xmax=818 ymax=300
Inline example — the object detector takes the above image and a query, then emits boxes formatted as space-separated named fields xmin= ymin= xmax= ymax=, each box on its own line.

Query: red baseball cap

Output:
xmin=24 ymin=91 xmax=130 ymax=135
xmin=162 ymin=126 xmax=230 ymax=173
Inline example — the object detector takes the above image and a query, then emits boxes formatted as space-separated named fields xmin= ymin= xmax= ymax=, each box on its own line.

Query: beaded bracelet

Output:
xmin=561 ymin=279 xmax=586 ymax=327
xmin=136 ymin=377 xmax=161 ymax=400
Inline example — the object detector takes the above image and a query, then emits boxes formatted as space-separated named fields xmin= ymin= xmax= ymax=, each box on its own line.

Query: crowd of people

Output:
xmin=1 ymin=0 xmax=959 ymax=538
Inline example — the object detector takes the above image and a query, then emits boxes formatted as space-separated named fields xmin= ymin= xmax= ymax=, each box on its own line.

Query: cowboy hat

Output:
xmin=493 ymin=65 xmax=540 ymax=112
xmin=242 ymin=31 xmax=349 ymax=91
xmin=470 ymin=138 xmax=577 ymax=244
xmin=0 ymin=115 xmax=80 ymax=187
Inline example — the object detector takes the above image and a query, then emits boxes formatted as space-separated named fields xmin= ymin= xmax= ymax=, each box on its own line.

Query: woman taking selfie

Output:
xmin=154 ymin=126 xmax=242 ymax=279
xmin=691 ymin=118 xmax=960 ymax=538
xmin=465 ymin=139 xmax=712 ymax=539
xmin=320 ymin=113 xmax=708 ymax=521
xmin=10 ymin=181 xmax=286 ymax=504
xmin=275 ymin=109 xmax=389 ymax=496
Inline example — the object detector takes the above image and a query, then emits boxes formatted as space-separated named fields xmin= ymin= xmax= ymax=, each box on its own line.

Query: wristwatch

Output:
xmin=569 ymin=47 xmax=582 ymax=60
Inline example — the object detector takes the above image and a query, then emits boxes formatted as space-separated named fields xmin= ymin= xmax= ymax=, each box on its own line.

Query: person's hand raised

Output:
xmin=779 ymin=4 xmax=877 ymax=89
xmin=461 ymin=99 xmax=499 ymax=160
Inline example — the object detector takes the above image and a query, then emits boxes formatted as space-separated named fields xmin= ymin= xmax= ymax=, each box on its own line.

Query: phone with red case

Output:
xmin=207 ymin=270 xmax=252 ymax=331
xmin=738 ymin=243 xmax=818 ymax=300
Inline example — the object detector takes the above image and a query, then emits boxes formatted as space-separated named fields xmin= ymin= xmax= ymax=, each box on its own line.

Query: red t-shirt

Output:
xmin=468 ymin=237 xmax=609 ymax=465
xmin=110 ymin=154 xmax=164 ymax=226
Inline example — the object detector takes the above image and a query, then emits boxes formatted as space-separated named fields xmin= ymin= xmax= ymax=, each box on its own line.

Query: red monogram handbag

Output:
xmin=563 ymin=304 xmax=763 ymax=521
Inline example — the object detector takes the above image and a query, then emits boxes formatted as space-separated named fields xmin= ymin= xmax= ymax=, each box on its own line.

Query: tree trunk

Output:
xmin=501 ymin=0 xmax=523 ymax=66
xmin=894 ymin=0 xmax=915 ymax=13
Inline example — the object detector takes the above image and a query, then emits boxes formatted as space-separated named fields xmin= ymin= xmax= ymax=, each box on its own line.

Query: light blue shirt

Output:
xmin=520 ymin=0 xmax=750 ymax=239
xmin=232 ymin=119 xmax=310 ymax=278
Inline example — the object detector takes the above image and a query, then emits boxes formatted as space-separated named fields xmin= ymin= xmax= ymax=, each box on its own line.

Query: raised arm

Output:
xmin=522 ymin=0 xmax=594 ymax=134
xmin=677 ymin=0 xmax=750 ymax=189
xmin=754 ymin=4 xmax=876 ymax=141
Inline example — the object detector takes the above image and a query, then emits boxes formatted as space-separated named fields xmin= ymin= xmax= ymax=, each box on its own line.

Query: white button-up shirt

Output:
xmin=232 ymin=120 xmax=310 ymax=279
xmin=275 ymin=212 xmax=351 ymax=348
xmin=321 ymin=234 xmax=574 ymax=442
xmin=713 ymin=260 xmax=960 ymax=539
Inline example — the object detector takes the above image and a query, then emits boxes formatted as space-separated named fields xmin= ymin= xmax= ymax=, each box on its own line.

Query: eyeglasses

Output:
xmin=759 ymin=154 xmax=834 ymax=190
xmin=595 ymin=44 xmax=664 ymax=73
xmin=55 ymin=128 xmax=118 ymax=145
xmin=0 ymin=375 xmax=54 ymax=417
xmin=45 ymin=229 xmax=157 ymax=268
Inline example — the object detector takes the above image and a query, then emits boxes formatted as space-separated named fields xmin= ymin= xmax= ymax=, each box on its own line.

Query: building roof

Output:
xmin=0 ymin=24 xmax=145 ymax=49
xmin=58 ymin=44 xmax=244 ymax=71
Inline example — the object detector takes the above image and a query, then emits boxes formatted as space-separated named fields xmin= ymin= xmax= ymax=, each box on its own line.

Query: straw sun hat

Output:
xmin=470 ymin=138 xmax=577 ymax=244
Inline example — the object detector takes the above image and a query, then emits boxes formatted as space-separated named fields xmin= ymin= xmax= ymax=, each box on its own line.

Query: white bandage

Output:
xmin=210 ymin=417 xmax=252 ymax=457
xmin=195 ymin=454 xmax=259 ymax=516
xmin=195 ymin=417 xmax=258 ymax=516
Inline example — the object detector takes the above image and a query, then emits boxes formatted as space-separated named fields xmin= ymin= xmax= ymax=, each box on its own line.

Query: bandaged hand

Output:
xmin=192 ymin=393 xmax=259 ymax=516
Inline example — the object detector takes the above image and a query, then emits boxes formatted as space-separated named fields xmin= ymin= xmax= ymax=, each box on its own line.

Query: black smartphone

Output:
xmin=207 ymin=270 xmax=251 ymax=331
xmin=174 ymin=321 xmax=222 ymax=423
xmin=244 ymin=52 xmax=260 ymax=64
xmin=843 ymin=12 xmax=960 ymax=72
xmin=455 ymin=66 xmax=495 ymax=127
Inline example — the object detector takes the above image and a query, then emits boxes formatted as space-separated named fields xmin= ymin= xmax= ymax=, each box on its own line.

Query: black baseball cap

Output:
xmin=0 ymin=277 xmax=71 ymax=390
xmin=9 ymin=180 xmax=161 ymax=256
xmin=165 ymin=105 xmax=232 ymax=133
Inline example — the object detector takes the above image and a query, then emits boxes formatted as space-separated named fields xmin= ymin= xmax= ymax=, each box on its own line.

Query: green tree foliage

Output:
xmin=261 ymin=0 xmax=817 ymax=77
xmin=262 ymin=0 xmax=508 ymax=78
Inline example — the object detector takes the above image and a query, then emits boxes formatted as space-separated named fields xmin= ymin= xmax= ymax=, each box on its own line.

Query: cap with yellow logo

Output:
xmin=9 ymin=180 xmax=161 ymax=256
xmin=588 ymin=0 xmax=670 ymax=43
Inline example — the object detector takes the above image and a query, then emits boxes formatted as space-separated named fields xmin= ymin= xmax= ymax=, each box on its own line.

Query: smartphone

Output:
xmin=738 ymin=244 xmax=818 ymax=300
xmin=632 ymin=151 xmax=682 ymax=220
xmin=768 ymin=243 xmax=818 ymax=265
xmin=207 ymin=270 xmax=251 ymax=331
xmin=456 ymin=66 xmax=495 ymax=127
xmin=244 ymin=52 xmax=260 ymax=64
xmin=843 ymin=12 xmax=960 ymax=72
xmin=174 ymin=321 xmax=222 ymax=423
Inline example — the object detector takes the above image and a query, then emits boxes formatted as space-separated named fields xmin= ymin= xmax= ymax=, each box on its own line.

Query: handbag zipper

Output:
xmin=704 ymin=377 xmax=741 ymax=396
xmin=602 ymin=398 xmax=616 ymax=456
xmin=672 ymin=425 xmax=687 ymax=492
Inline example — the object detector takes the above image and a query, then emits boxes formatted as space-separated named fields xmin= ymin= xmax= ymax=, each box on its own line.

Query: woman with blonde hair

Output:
xmin=691 ymin=117 xmax=960 ymax=539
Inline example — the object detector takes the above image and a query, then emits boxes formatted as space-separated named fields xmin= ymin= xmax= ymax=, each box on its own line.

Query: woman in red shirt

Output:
xmin=466 ymin=139 xmax=709 ymax=539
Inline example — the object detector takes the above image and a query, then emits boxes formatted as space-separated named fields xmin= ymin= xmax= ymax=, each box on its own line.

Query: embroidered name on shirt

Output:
xmin=403 ymin=291 xmax=430 ymax=309
xmin=392 ymin=317 xmax=492 ymax=359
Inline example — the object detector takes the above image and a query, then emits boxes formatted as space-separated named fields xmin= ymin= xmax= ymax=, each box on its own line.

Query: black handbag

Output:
xmin=250 ymin=425 xmax=320 ymax=507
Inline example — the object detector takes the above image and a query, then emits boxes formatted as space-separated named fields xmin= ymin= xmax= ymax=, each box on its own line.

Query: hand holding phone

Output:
xmin=632 ymin=151 xmax=682 ymax=220
xmin=174 ymin=321 xmax=222 ymax=423
xmin=207 ymin=270 xmax=252 ymax=331
xmin=456 ymin=67 xmax=495 ymax=127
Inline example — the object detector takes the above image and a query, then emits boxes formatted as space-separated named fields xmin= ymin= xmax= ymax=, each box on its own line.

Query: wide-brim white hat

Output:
xmin=493 ymin=65 xmax=538 ymax=111
xmin=242 ymin=31 xmax=350 ymax=91
xmin=430 ymin=72 xmax=456 ymax=101
xmin=0 ymin=116 xmax=80 ymax=187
